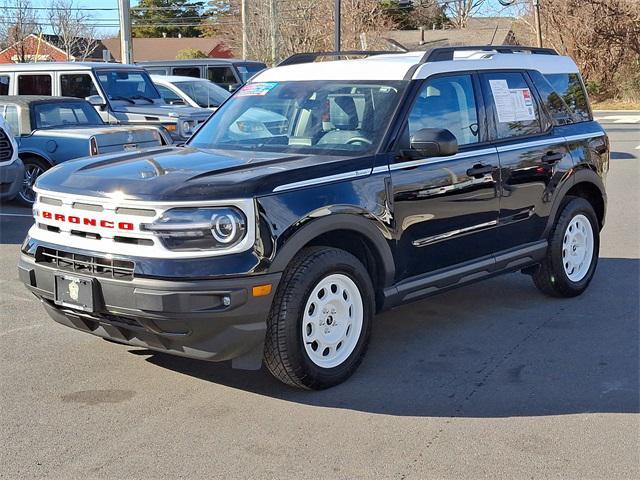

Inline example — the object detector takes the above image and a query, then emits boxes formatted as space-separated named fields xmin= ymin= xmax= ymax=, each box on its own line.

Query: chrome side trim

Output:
xmin=389 ymin=147 xmax=497 ymax=171
xmin=273 ymin=168 xmax=372 ymax=192
xmin=564 ymin=132 xmax=606 ymax=142
xmin=496 ymin=137 xmax=560 ymax=153
xmin=412 ymin=219 xmax=498 ymax=247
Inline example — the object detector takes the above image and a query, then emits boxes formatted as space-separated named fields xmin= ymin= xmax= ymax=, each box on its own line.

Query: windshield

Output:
xmin=189 ymin=80 xmax=406 ymax=155
xmin=236 ymin=64 xmax=266 ymax=82
xmin=175 ymin=80 xmax=230 ymax=108
xmin=32 ymin=101 xmax=104 ymax=129
xmin=96 ymin=70 xmax=161 ymax=102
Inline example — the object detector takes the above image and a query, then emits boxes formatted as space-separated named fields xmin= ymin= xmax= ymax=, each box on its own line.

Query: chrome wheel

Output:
xmin=302 ymin=273 xmax=364 ymax=369
xmin=20 ymin=162 xmax=44 ymax=204
xmin=562 ymin=214 xmax=594 ymax=282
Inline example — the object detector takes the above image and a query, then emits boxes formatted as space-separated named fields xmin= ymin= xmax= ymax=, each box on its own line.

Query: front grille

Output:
xmin=36 ymin=247 xmax=135 ymax=280
xmin=0 ymin=128 xmax=14 ymax=162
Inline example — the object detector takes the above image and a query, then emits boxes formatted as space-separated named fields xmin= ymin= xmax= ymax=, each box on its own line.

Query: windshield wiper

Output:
xmin=130 ymin=95 xmax=154 ymax=103
xmin=110 ymin=95 xmax=135 ymax=104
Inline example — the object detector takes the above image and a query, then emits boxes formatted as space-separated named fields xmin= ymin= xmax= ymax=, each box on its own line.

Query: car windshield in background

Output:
xmin=32 ymin=101 xmax=104 ymax=129
xmin=175 ymin=80 xmax=230 ymax=108
xmin=236 ymin=64 xmax=266 ymax=82
xmin=96 ymin=70 xmax=161 ymax=102
xmin=189 ymin=80 xmax=406 ymax=155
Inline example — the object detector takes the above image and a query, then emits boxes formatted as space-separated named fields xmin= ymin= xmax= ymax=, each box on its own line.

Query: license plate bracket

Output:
xmin=54 ymin=274 xmax=96 ymax=312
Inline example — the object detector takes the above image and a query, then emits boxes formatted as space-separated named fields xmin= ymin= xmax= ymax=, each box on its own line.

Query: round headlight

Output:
xmin=181 ymin=120 xmax=192 ymax=134
xmin=211 ymin=212 xmax=238 ymax=243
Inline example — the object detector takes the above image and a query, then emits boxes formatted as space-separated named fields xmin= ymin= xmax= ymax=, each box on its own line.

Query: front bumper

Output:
xmin=0 ymin=158 xmax=24 ymax=201
xmin=18 ymin=252 xmax=281 ymax=365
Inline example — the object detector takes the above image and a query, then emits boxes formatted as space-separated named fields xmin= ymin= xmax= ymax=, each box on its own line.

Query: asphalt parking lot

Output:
xmin=1 ymin=113 xmax=638 ymax=479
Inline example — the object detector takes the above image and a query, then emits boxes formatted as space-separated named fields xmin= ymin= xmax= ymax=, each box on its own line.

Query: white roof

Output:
xmin=252 ymin=50 xmax=579 ymax=83
xmin=0 ymin=62 xmax=142 ymax=72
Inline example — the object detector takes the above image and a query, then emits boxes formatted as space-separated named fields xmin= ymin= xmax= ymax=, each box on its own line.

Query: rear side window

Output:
xmin=544 ymin=73 xmax=591 ymax=122
xmin=481 ymin=72 xmax=543 ymax=139
xmin=208 ymin=66 xmax=238 ymax=90
xmin=60 ymin=74 xmax=98 ymax=98
xmin=173 ymin=67 xmax=200 ymax=78
xmin=528 ymin=70 xmax=574 ymax=125
xmin=18 ymin=74 xmax=52 ymax=95
xmin=2 ymin=105 xmax=20 ymax=135
xmin=0 ymin=76 xmax=9 ymax=95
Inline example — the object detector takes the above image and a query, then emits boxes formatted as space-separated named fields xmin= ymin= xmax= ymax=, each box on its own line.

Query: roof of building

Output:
xmin=383 ymin=17 xmax=517 ymax=51
xmin=253 ymin=48 xmax=579 ymax=83
xmin=101 ymin=37 xmax=233 ymax=62
xmin=39 ymin=34 xmax=109 ymax=60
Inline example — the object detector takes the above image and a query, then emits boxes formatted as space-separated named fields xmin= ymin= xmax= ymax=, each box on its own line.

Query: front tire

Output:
xmin=264 ymin=247 xmax=374 ymax=390
xmin=532 ymin=197 xmax=600 ymax=297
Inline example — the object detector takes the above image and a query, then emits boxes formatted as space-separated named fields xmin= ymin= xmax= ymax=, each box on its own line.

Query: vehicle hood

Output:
xmin=112 ymin=103 xmax=211 ymax=120
xmin=35 ymin=146 xmax=367 ymax=201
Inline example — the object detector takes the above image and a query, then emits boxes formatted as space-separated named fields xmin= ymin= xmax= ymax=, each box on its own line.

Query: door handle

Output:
xmin=541 ymin=151 xmax=563 ymax=164
xmin=466 ymin=164 xmax=493 ymax=178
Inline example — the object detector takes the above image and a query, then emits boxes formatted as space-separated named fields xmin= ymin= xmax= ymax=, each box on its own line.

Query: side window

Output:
xmin=156 ymin=85 xmax=185 ymax=105
xmin=408 ymin=74 xmax=480 ymax=146
xmin=1 ymin=105 xmax=20 ymax=135
xmin=172 ymin=67 xmax=200 ymax=78
xmin=208 ymin=66 xmax=238 ymax=90
xmin=481 ymin=72 xmax=542 ymax=139
xmin=18 ymin=74 xmax=52 ymax=95
xmin=0 ymin=76 xmax=10 ymax=95
xmin=544 ymin=73 xmax=591 ymax=122
xmin=60 ymin=74 xmax=98 ymax=98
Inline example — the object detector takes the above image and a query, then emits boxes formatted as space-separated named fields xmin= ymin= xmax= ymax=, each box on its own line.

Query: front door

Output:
xmin=390 ymin=74 xmax=500 ymax=281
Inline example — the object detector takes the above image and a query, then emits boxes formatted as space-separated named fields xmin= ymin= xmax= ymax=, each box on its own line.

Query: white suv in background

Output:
xmin=0 ymin=115 xmax=22 ymax=202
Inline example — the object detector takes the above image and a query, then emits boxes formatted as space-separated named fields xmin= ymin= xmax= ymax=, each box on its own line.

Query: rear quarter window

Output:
xmin=544 ymin=73 xmax=591 ymax=122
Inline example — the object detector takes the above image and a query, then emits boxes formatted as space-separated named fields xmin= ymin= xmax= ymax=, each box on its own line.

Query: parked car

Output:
xmin=0 ymin=115 xmax=23 ymax=203
xmin=139 ymin=59 xmax=266 ymax=91
xmin=152 ymin=75 xmax=230 ymax=110
xmin=19 ymin=46 xmax=609 ymax=389
xmin=0 ymin=96 xmax=166 ymax=205
xmin=0 ymin=62 xmax=211 ymax=142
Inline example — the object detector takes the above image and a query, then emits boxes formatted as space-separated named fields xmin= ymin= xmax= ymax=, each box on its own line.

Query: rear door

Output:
xmin=390 ymin=73 xmax=500 ymax=281
xmin=480 ymin=71 xmax=572 ymax=252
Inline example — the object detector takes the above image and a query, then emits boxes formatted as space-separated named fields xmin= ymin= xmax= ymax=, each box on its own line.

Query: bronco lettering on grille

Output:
xmin=41 ymin=211 xmax=134 ymax=231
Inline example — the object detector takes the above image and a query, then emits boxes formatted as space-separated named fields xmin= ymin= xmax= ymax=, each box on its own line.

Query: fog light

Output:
xmin=222 ymin=296 xmax=231 ymax=306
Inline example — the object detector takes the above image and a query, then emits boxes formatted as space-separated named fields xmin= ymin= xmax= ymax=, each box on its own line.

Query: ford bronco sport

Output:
xmin=18 ymin=47 xmax=609 ymax=389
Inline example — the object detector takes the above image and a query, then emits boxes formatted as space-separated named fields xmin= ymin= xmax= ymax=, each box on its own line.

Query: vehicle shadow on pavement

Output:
xmin=137 ymin=256 xmax=640 ymax=418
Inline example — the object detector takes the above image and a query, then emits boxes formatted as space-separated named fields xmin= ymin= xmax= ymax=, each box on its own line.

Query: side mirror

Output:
xmin=409 ymin=128 xmax=458 ymax=157
xmin=85 ymin=95 xmax=106 ymax=108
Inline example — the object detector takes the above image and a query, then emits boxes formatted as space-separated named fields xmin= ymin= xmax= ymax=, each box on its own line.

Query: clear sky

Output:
xmin=34 ymin=0 xmax=523 ymax=38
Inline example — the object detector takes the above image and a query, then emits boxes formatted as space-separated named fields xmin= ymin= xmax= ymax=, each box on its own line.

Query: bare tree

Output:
xmin=0 ymin=0 xmax=40 ymax=62
xmin=47 ymin=0 xmax=99 ymax=61
xmin=440 ymin=0 xmax=487 ymax=28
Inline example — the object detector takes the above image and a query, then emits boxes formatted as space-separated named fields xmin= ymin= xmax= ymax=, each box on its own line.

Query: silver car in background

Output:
xmin=152 ymin=75 xmax=230 ymax=110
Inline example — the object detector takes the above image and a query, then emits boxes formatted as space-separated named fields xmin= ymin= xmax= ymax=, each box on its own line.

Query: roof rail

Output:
xmin=419 ymin=45 xmax=558 ymax=63
xmin=278 ymin=50 xmax=400 ymax=67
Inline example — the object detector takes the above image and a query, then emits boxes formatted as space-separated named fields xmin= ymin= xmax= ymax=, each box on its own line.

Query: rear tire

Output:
xmin=532 ymin=197 xmax=599 ymax=297
xmin=264 ymin=247 xmax=374 ymax=390
xmin=18 ymin=157 xmax=49 ymax=206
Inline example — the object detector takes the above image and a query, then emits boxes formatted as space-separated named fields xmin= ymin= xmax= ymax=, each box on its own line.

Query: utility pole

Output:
xmin=334 ymin=0 xmax=341 ymax=52
xmin=241 ymin=0 xmax=248 ymax=60
xmin=117 ymin=0 xmax=133 ymax=64
xmin=269 ymin=0 xmax=277 ymax=65
xmin=533 ymin=0 xmax=543 ymax=47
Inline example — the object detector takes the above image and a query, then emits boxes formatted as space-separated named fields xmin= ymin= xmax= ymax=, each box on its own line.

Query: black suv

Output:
xmin=19 ymin=47 xmax=608 ymax=389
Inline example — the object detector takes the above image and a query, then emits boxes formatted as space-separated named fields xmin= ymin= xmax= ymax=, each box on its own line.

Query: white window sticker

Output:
xmin=489 ymin=79 xmax=536 ymax=123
